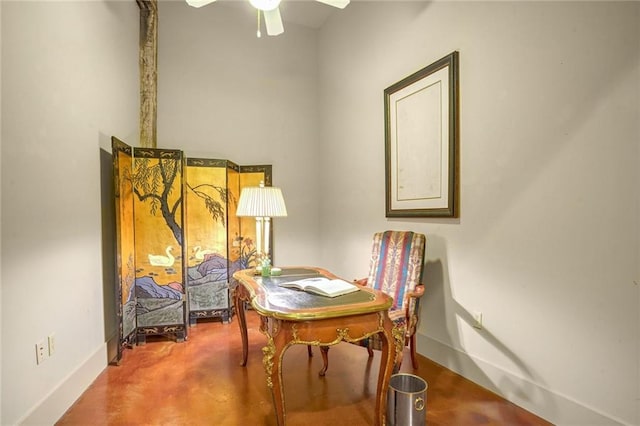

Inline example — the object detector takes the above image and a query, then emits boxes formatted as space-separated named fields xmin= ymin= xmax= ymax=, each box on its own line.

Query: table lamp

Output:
xmin=236 ymin=181 xmax=287 ymax=275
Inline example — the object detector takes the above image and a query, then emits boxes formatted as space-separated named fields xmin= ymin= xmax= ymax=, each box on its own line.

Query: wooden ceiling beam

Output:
xmin=137 ymin=0 xmax=158 ymax=148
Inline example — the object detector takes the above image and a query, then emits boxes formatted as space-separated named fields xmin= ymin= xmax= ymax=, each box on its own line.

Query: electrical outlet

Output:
xmin=35 ymin=340 xmax=47 ymax=364
xmin=472 ymin=311 xmax=483 ymax=329
xmin=48 ymin=334 xmax=56 ymax=356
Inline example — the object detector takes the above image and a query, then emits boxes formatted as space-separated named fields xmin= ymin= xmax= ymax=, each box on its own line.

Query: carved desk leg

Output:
xmin=260 ymin=318 xmax=287 ymax=426
xmin=374 ymin=314 xmax=399 ymax=426
xmin=233 ymin=285 xmax=249 ymax=366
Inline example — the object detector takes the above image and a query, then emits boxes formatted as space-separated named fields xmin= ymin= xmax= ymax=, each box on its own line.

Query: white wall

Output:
xmin=157 ymin=1 xmax=323 ymax=266
xmin=0 ymin=2 xmax=139 ymax=424
xmin=2 ymin=1 xmax=638 ymax=425
xmin=0 ymin=2 xmax=3 ymax=423
xmin=317 ymin=1 xmax=640 ymax=425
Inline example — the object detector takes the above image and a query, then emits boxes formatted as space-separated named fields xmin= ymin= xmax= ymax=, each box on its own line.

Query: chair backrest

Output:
xmin=366 ymin=231 xmax=426 ymax=314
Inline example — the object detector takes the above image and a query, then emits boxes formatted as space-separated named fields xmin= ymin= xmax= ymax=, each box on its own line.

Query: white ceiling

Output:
xmin=279 ymin=0 xmax=341 ymax=29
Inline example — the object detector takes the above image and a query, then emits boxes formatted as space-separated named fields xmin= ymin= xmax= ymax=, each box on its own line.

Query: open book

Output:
xmin=280 ymin=277 xmax=359 ymax=298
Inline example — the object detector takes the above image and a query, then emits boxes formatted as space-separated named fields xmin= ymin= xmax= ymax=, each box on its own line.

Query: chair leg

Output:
xmin=307 ymin=345 xmax=313 ymax=357
xmin=319 ymin=346 xmax=329 ymax=376
xmin=409 ymin=333 xmax=418 ymax=369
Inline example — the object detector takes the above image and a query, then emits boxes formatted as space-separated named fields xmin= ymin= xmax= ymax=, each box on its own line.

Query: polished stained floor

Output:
xmin=57 ymin=311 xmax=552 ymax=425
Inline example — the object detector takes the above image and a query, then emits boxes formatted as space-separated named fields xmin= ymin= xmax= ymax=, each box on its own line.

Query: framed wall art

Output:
xmin=385 ymin=51 xmax=459 ymax=218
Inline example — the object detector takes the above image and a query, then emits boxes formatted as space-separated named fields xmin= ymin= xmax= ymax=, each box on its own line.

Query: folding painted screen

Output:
xmin=131 ymin=146 xmax=187 ymax=345
xmin=184 ymin=159 xmax=237 ymax=324
xmin=236 ymin=165 xmax=274 ymax=271
xmin=112 ymin=138 xmax=136 ymax=362
xmin=184 ymin=161 xmax=272 ymax=324
xmin=112 ymin=137 xmax=273 ymax=362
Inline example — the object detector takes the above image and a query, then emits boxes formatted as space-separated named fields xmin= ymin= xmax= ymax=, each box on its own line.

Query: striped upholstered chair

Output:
xmin=318 ymin=230 xmax=426 ymax=376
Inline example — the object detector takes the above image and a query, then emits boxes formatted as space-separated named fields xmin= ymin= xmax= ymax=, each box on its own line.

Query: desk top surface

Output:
xmin=233 ymin=267 xmax=393 ymax=321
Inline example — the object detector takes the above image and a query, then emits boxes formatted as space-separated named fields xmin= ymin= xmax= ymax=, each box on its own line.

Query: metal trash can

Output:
xmin=386 ymin=373 xmax=428 ymax=425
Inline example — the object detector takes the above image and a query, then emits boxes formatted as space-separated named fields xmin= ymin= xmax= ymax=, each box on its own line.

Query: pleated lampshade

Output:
xmin=236 ymin=184 xmax=288 ymax=218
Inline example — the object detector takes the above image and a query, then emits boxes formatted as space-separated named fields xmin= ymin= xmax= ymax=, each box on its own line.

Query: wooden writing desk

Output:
xmin=233 ymin=266 xmax=404 ymax=426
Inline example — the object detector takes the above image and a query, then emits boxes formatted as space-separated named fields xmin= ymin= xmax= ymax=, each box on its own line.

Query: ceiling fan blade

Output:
xmin=264 ymin=7 xmax=284 ymax=36
xmin=185 ymin=0 xmax=218 ymax=8
xmin=315 ymin=0 xmax=349 ymax=9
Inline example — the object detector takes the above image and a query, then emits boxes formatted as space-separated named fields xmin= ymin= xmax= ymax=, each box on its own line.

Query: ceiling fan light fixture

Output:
xmin=249 ymin=0 xmax=281 ymax=11
xmin=185 ymin=0 xmax=216 ymax=8
xmin=186 ymin=0 xmax=349 ymax=38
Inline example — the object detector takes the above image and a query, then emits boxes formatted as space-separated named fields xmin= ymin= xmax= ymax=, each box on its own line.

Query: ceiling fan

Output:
xmin=186 ymin=0 xmax=350 ymax=37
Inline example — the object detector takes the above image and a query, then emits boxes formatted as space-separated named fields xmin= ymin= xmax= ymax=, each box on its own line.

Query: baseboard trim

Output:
xmin=19 ymin=343 xmax=108 ymax=425
xmin=417 ymin=333 xmax=629 ymax=426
